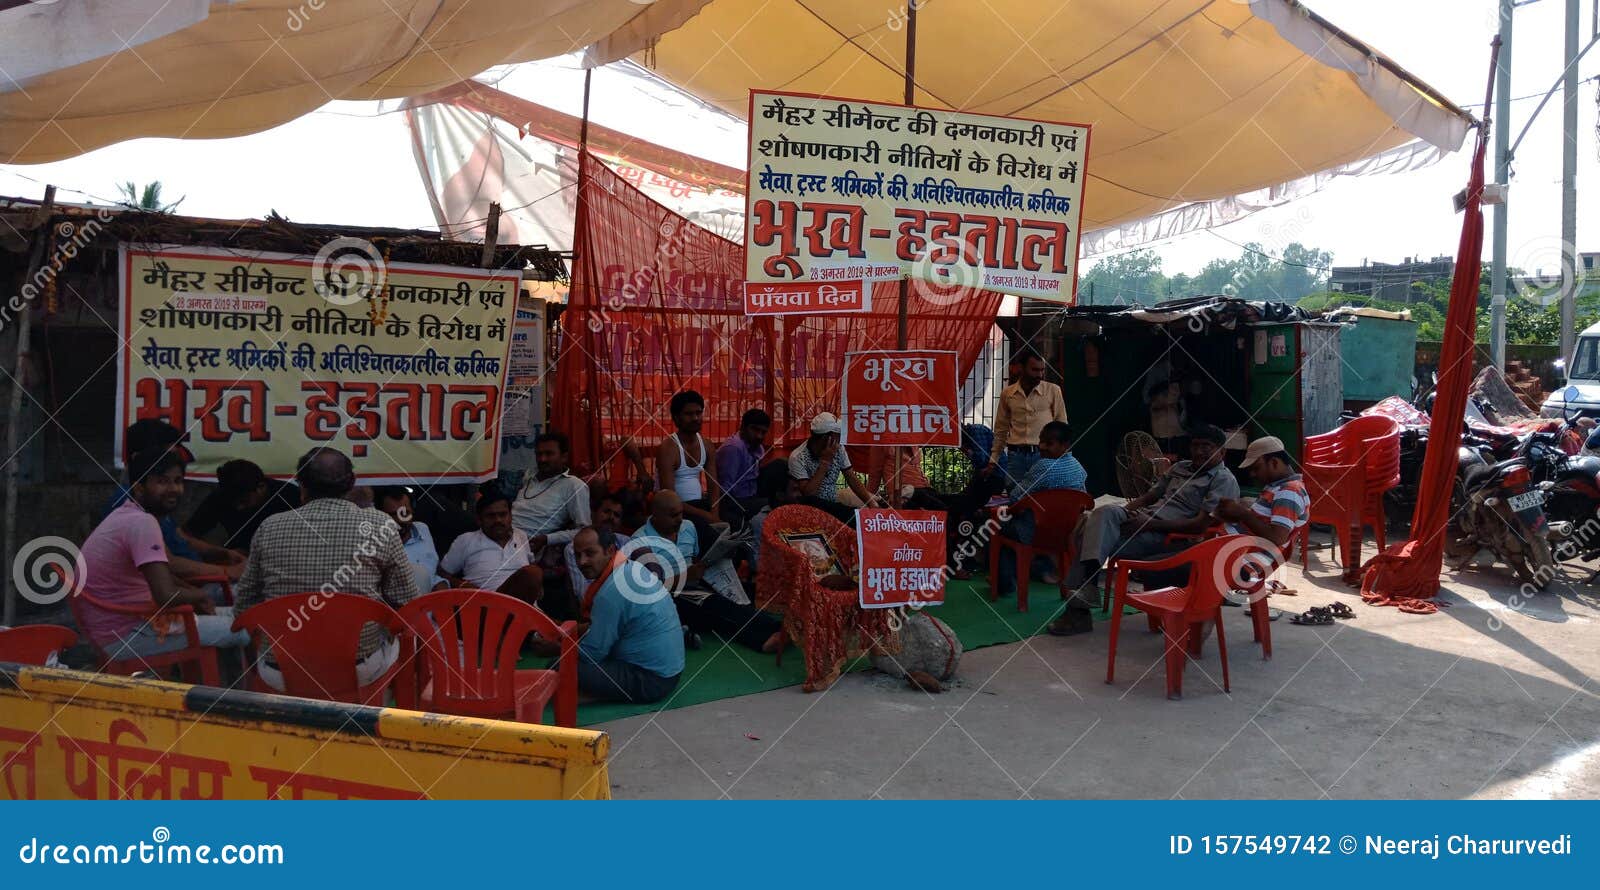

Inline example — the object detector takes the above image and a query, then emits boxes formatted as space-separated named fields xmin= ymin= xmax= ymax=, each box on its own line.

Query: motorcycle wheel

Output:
xmin=1522 ymin=533 xmax=1555 ymax=591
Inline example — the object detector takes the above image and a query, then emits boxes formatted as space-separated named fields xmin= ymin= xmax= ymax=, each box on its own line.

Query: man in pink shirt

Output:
xmin=78 ymin=447 xmax=248 ymax=665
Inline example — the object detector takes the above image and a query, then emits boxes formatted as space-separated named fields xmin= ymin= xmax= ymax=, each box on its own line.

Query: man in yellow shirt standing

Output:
xmin=986 ymin=351 xmax=1068 ymax=487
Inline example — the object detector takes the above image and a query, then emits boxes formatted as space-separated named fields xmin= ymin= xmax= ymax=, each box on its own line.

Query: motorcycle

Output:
xmin=1523 ymin=401 xmax=1600 ymax=562
xmin=1445 ymin=442 xmax=1556 ymax=589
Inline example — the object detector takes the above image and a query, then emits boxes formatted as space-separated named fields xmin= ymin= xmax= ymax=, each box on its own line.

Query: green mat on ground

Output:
xmin=548 ymin=577 xmax=1068 ymax=727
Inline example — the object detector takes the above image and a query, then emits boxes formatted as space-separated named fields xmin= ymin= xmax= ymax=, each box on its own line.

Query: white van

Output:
xmin=1542 ymin=320 xmax=1600 ymax=417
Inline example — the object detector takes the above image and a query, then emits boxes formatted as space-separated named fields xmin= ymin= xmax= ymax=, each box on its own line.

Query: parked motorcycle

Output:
xmin=1445 ymin=443 xmax=1556 ymax=589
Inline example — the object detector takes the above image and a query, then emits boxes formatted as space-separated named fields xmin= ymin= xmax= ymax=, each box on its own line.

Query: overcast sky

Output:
xmin=1 ymin=0 xmax=1594 ymax=280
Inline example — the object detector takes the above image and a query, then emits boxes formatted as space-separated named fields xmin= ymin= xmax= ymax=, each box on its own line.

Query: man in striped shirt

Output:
xmin=1214 ymin=436 xmax=1309 ymax=553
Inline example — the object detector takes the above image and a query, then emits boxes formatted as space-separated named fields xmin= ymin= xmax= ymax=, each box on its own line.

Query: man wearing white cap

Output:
xmin=1213 ymin=435 xmax=1309 ymax=552
xmin=789 ymin=412 xmax=883 ymax=523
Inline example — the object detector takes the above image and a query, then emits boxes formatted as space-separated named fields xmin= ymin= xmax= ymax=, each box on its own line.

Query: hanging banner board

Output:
xmin=856 ymin=508 xmax=948 ymax=609
xmin=840 ymin=350 xmax=960 ymax=447
xmin=745 ymin=89 xmax=1091 ymax=305
xmin=116 ymin=244 xmax=518 ymax=483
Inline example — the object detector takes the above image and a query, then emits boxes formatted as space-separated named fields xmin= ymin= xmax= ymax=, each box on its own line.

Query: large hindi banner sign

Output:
xmin=745 ymin=89 xmax=1090 ymax=305
xmin=117 ymin=244 xmax=519 ymax=483
xmin=856 ymin=508 xmax=947 ymax=609
xmin=840 ymin=350 xmax=959 ymax=447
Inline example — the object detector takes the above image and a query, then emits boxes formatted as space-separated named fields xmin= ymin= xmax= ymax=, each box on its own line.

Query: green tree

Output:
xmin=1080 ymin=248 xmax=1166 ymax=305
xmin=117 ymin=181 xmax=183 ymax=213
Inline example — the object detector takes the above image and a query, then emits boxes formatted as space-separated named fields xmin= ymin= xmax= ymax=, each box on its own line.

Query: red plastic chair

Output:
xmin=0 ymin=624 xmax=77 ymax=666
xmin=230 ymin=593 xmax=406 ymax=705
xmin=1105 ymin=535 xmax=1281 ymax=700
xmin=1300 ymin=461 xmax=1368 ymax=583
xmin=1305 ymin=416 xmax=1400 ymax=552
xmin=988 ymin=489 xmax=1095 ymax=612
xmin=186 ymin=573 xmax=235 ymax=605
xmin=67 ymin=589 xmax=220 ymax=685
xmin=396 ymin=589 xmax=578 ymax=727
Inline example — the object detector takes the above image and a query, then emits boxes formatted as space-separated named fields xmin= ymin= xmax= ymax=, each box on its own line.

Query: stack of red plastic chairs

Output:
xmin=1302 ymin=416 xmax=1402 ymax=576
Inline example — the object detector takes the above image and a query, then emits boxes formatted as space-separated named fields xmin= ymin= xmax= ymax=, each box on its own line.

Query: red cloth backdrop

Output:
xmin=1360 ymin=121 xmax=1490 ymax=611
xmin=554 ymin=152 xmax=1004 ymax=479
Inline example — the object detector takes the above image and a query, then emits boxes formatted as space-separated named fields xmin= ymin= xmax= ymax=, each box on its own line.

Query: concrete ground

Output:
xmin=596 ymin=540 xmax=1600 ymax=799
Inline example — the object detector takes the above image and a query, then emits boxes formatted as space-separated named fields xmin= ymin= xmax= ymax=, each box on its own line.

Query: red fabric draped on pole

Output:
xmin=1360 ymin=117 xmax=1491 ymax=612
xmin=553 ymin=151 xmax=1005 ymax=479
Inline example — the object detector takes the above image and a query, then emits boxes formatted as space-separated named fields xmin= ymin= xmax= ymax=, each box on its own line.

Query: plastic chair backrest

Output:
xmin=1173 ymin=534 xmax=1283 ymax=617
xmin=0 ymin=624 xmax=78 ymax=665
xmin=231 ymin=593 xmax=402 ymax=703
xmin=1304 ymin=461 xmax=1366 ymax=525
xmin=397 ymin=589 xmax=565 ymax=718
xmin=1012 ymin=489 xmax=1095 ymax=551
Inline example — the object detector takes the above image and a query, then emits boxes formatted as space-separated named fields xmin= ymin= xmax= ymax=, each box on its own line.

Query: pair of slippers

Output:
xmin=1289 ymin=602 xmax=1356 ymax=626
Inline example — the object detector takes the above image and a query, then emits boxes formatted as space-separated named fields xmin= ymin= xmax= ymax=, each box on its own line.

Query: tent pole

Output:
xmin=3 ymin=185 xmax=53 ymax=627
xmin=1559 ymin=0 xmax=1580 ymax=364
xmin=1490 ymin=0 xmax=1512 ymax=371
xmin=890 ymin=0 xmax=918 ymax=508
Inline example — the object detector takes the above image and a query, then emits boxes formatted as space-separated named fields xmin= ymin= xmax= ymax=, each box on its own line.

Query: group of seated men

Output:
xmin=75 ymin=373 xmax=1312 ymax=710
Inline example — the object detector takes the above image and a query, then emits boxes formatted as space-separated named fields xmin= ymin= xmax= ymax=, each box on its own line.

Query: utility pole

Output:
xmin=1490 ymin=0 xmax=1513 ymax=370
xmin=1560 ymin=0 xmax=1581 ymax=363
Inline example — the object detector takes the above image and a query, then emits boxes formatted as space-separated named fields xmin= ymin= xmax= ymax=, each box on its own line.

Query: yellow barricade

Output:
xmin=0 ymin=664 xmax=610 ymax=800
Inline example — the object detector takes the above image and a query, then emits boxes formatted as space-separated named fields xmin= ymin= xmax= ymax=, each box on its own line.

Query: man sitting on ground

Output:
xmin=635 ymin=491 xmax=784 ymax=654
xmin=715 ymin=408 xmax=771 ymax=528
xmin=510 ymin=431 xmax=592 ymax=558
xmin=571 ymin=526 xmax=685 ymax=703
xmin=657 ymin=390 xmax=724 ymax=547
xmin=182 ymin=459 xmax=299 ymax=554
xmin=78 ymin=446 xmax=250 ymax=667
xmin=438 ymin=492 xmax=544 ymax=603
xmin=1053 ymin=423 xmax=1238 ymax=635
xmin=789 ymin=412 xmax=882 ymax=523
xmin=993 ymin=421 xmax=1087 ymax=602
xmin=375 ymin=486 xmax=447 ymax=594
xmin=1213 ymin=436 xmax=1308 ymax=554
xmin=565 ymin=491 xmax=632 ymax=603
xmin=232 ymin=448 xmax=418 ymax=691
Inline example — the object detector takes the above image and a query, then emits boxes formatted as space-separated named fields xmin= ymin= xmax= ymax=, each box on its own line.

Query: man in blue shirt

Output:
xmin=635 ymin=491 xmax=783 ymax=653
xmin=375 ymin=486 xmax=446 ymax=594
xmin=572 ymin=526 xmax=685 ymax=703
xmin=993 ymin=421 xmax=1088 ymax=600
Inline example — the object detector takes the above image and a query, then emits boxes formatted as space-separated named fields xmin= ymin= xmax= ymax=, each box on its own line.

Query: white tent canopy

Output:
xmin=1 ymin=0 xmax=1476 ymax=236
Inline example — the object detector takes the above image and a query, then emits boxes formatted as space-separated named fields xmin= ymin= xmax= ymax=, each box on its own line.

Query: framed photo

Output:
xmin=779 ymin=530 xmax=847 ymax=579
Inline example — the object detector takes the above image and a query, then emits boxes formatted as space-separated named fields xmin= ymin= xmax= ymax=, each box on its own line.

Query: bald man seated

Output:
xmin=634 ymin=491 xmax=783 ymax=654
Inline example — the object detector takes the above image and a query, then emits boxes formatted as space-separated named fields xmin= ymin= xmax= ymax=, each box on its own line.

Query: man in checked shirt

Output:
xmin=232 ymin=447 xmax=419 ymax=692
xmin=1054 ymin=424 xmax=1239 ymax=635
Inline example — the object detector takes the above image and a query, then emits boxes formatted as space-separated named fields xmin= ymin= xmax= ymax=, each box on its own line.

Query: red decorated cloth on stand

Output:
xmin=1360 ymin=121 xmax=1490 ymax=613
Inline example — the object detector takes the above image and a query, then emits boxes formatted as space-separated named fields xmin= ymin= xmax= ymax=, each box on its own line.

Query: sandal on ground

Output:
xmin=1289 ymin=607 xmax=1334 ymax=626
xmin=1327 ymin=602 xmax=1355 ymax=620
